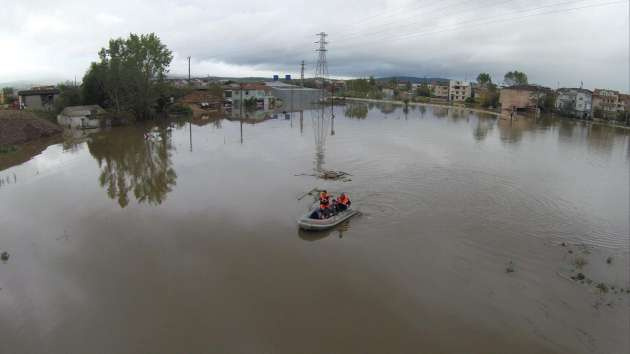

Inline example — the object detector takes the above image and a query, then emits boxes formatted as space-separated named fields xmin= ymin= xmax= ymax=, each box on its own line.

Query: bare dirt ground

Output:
xmin=0 ymin=110 xmax=62 ymax=146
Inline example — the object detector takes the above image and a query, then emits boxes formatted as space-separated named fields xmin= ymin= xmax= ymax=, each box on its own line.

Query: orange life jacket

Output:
xmin=338 ymin=194 xmax=349 ymax=205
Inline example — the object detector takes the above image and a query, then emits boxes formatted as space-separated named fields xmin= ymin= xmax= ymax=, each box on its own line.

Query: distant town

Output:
xmin=2 ymin=73 xmax=628 ymax=128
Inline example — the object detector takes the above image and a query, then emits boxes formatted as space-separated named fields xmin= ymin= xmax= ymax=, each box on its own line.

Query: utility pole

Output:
xmin=300 ymin=60 xmax=305 ymax=87
xmin=314 ymin=32 xmax=329 ymax=99
xmin=187 ymin=56 xmax=191 ymax=83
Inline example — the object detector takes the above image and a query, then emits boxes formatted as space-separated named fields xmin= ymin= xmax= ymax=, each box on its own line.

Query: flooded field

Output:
xmin=1 ymin=103 xmax=629 ymax=354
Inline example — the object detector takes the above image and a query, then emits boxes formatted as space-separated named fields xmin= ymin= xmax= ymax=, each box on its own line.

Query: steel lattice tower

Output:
xmin=314 ymin=32 xmax=328 ymax=85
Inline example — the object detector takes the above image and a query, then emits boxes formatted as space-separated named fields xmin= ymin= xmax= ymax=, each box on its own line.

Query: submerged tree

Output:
xmin=82 ymin=33 xmax=173 ymax=120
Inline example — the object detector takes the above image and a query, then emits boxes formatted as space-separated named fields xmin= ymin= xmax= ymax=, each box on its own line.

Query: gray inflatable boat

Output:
xmin=297 ymin=203 xmax=359 ymax=231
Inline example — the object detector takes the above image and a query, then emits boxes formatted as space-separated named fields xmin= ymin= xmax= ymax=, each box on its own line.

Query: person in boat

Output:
xmin=336 ymin=193 xmax=351 ymax=211
xmin=319 ymin=190 xmax=330 ymax=206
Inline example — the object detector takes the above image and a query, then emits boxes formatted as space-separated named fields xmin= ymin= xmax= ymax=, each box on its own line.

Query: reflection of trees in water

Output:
xmin=418 ymin=105 xmax=426 ymax=117
xmin=344 ymin=104 xmax=368 ymax=119
xmin=88 ymin=126 xmax=177 ymax=208
xmin=473 ymin=116 xmax=495 ymax=141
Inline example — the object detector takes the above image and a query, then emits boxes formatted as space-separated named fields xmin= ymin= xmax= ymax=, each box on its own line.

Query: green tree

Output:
xmin=477 ymin=73 xmax=492 ymax=85
xmin=478 ymin=83 xmax=500 ymax=108
xmin=504 ymin=70 xmax=528 ymax=86
xmin=54 ymin=82 xmax=82 ymax=113
xmin=415 ymin=83 xmax=433 ymax=97
xmin=2 ymin=87 xmax=15 ymax=104
xmin=88 ymin=33 xmax=173 ymax=120
xmin=81 ymin=62 xmax=109 ymax=107
xmin=368 ymin=76 xmax=376 ymax=86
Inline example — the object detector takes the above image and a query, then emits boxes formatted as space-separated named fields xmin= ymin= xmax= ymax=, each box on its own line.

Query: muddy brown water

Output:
xmin=1 ymin=104 xmax=629 ymax=354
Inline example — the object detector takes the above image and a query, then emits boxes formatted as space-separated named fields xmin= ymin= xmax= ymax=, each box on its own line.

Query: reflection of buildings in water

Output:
xmin=61 ymin=128 xmax=103 ymax=152
xmin=380 ymin=103 xmax=396 ymax=114
xmin=432 ymin=106 xmax=449 ymax=118
xmin=497 ymin=116 xmax=536 ymax=144
xmin=312 ymin=107 xmax=329 ymax=172
xmin=87 ymin=126 xmax=177 ymax=208
xmin=585 ymin=124 xmax=616 ymax=155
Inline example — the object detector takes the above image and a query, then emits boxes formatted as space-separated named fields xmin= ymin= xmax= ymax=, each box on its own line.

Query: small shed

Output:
xmin=57 ymin=105 xmax=107 ymax=129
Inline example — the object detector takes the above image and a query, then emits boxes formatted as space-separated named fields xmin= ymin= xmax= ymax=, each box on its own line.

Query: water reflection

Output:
xmin=312 ymin=107 xmax=329 ymax=172
xmin=298 ymin=222 xmax=350 ymax=241
xmin=473 ymin=116 xmax=495 ymax=141
xmin=87 ymin=125 xmax=177 ymax=208
xmin=345 ymin=104 xmax=368 ymax=119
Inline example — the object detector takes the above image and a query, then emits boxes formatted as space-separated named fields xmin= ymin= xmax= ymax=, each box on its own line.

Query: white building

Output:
xmin=449 ymin=80 xmax=472 ymax=102
xmin=57 ymin=105 xmax=107 ymax=129
xmin=224 ymin=83 xmax=274 ymax=110
xmin=555 ymin=88 xmax=592 ymax=118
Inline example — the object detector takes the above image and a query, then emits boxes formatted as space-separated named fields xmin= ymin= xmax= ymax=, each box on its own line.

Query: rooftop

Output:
xmin=60 ymin=105 xmax=107 ymax=117
xmin=18 ymin=87 xmax=60 ymax=96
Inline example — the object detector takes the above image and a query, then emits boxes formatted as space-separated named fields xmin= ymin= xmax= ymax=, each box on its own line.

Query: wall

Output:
xmin=499 ymin=89 xmax=537 ymax=112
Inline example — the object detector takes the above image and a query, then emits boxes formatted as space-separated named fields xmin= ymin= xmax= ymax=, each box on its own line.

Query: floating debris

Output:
xmin=505 ymin=261 xmax=515 ymax=273
xmin=606 ymin=256 xmax=612 ymax=264
xmin=596 ymin=283 xmax=609 ymax=294
xmin=573 ymin=256 xmax=588 ymax=269
xmin=295 ymin=170 xmax=353 ymax=182
xmin=1 ymin=251 xmax=9 ymax=262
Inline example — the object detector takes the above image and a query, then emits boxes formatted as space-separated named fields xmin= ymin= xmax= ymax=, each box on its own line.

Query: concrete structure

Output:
xmin=555 ymin=88 xmax=592 ymax=118
xmin=224 ymin=83 xmax=274 ymax=110
xmin=428 ymin=80 xmax=450 ymax=98
xmin=18 ymin=86 xmax=60 ymax=111
xmin=57 ymin=105 xmax=108 ymax=129
xmin=264 ymin=81 xmax=322 ymax=107
xmin=499 ymin=85 xmax=550 ymax=114
xmin=449 ymin=80 xmax=472 ymax=102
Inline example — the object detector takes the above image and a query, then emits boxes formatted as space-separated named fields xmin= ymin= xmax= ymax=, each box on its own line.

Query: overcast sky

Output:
xmin=1 ymin=0 xmax=628 ymax=91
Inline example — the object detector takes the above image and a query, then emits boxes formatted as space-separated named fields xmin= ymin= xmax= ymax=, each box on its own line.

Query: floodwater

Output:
xmin=1 ymin=103 xmax=629 ymax=354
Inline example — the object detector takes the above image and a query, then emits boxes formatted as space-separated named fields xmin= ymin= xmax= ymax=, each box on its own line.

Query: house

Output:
xmin=449 ymin=80 xmax=471 ymax=102
xmin=18 ymin=86 xmax=60 ymax=111
xmin=499 ymin=85 xmax=551 ymax=115
xmin=428 ymin=80 xmax=450 ymax=98
xmin=180 ymin=88 xmax=224 ymax=115
xmin=57 ymin=105 xmax=108 ymax=129
xmin=224 ymin=83 xmax=274 ymax=110
xmin=592 ymin=89 xmax=623 ymax=118
xmin=555 ymin=88 xmax=592 ymax=119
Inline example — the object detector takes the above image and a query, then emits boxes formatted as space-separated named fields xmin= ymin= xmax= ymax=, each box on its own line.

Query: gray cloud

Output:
xmin=0 ymin=0 xmax=627 ymax=91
